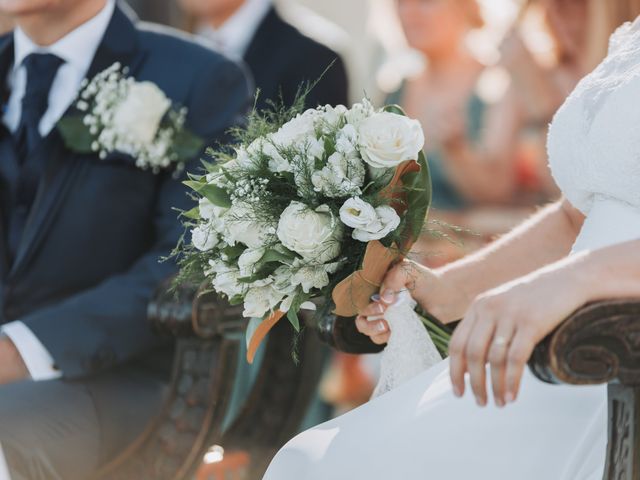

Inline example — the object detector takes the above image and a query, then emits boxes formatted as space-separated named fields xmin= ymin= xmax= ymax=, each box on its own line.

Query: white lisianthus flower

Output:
xmin=249 ymin=136 xmax=289 ymax=172
xmin=272 ymin=109 xmax=321 ymax=148
xmin=199 ymin=198 xmax=227 ymax=227
xmin=311 ymin=152 xmax=365 ymax=198
xmin=357 ymin=112 xmax=425 ymax=169
xmin=191 ymin=224 xmax=218 ymax=251
xmin=209 ymin=261 xmax=247 ymax=299
xmin=306 ymin=137 xmax=325 ymax=160
xmin=226 ymin=202 xmax=277 ymax=248
xmin=335 ymin=124 xmax=359 ymax=157
xmin=318 ymin=104 xmax=347 ymax=133
xmin=340 ymin=197 xmax=401 ymax=242
xmin=277 ymin=202 xmax=343 ymax=263
xmin=345 ymin=98 xmax=375 ymax=127
xmin=238 ymin=247 xmax=266 ymax=278
xmin=235 ymin=147 xmax=257 ymax=169
xmin=243 ymin=283 xmax=285 ymax=318
xmin=112 ymin=82 xmax=171 ymax=145
xmin=290 ymin=258 xmax=343 ymax=293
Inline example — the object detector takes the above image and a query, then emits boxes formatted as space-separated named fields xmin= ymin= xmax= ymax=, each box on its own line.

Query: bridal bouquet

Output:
xmin=178 ymin=97 xmax=445 ymax=365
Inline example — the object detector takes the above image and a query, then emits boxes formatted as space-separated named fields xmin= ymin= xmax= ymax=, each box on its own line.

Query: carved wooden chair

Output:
xmin=91 ymin=281 xmax=326 ymax=480
xmin=321 ymin=300 xmax=640 ymax=480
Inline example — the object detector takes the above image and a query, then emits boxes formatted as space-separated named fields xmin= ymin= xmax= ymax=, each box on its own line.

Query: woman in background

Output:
xmin=391 ymin=0 xmax=515 ymax=211
xmin=394 ymin=0 xmax=640 ymax=212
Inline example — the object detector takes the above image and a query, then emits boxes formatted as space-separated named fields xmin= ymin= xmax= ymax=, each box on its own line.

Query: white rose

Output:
xmin=357 ymin=112 xmax=425 ymax=169
xmin=112 ymin=81 xmax=171 ymax=145
xmin=311 ymin=152 xmax=365 ymax=198
xmin=243 ymin=283 xmax=285 ymax=318
xmin=340 ymin=197 xmax=401 ymax=242
xmin=191 ymin=224 xmax=219 ymax=251
xmin=226 ymin=202 xmax=277 ymax=248
xmin=277 ymin=202 xmax=343 ymax=263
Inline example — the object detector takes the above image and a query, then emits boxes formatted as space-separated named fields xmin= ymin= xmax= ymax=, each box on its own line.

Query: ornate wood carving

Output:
xmin=92 ymin=281 xmax=325 ymax=479
xmin=529 ymin=299 xmax=640 ymax=480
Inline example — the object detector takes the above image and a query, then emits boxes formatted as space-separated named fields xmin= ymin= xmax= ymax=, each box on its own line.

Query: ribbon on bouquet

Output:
xmin=372 ymin=290 xmax=442 ymax=397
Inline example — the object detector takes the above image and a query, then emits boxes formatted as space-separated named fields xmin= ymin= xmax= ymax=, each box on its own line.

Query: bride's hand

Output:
xmin=448 ymin=261 xmax=590 ymax=408
xmin=355 ymin=259 xmax=469 ymax=345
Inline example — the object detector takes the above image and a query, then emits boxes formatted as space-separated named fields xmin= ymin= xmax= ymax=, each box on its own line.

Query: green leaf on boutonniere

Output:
xmin=173 ymin=125 xmax=205 ymax=161
xmin=57 ymin=115 xmax=94 ymax=153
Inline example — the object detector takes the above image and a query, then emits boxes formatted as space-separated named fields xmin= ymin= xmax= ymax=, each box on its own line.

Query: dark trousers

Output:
xmin=0 ymin=367 xmax=165 ymax=480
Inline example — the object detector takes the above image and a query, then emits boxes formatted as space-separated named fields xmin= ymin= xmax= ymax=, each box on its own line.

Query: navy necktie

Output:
xmin=15 ymin=52 xmax=64 ymax=160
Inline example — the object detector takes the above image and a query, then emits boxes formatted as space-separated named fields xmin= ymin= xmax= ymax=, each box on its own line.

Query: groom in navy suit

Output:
xmin=0 ymin=0 xmax=250 ymax=478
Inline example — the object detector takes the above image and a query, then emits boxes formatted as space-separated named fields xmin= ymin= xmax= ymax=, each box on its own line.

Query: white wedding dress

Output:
xmin=263 ymin=19 xmax=640 ymax=480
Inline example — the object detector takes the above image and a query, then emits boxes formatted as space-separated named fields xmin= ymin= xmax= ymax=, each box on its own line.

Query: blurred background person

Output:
xmin=177 ymin=0 xmax=349 ymax=110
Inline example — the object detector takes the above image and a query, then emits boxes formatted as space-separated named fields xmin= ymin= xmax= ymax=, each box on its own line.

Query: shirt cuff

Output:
xmin=0 ymin=444 xmax=11 ymax=480
xmin=1 ymin=321 xmax=62 ymax=381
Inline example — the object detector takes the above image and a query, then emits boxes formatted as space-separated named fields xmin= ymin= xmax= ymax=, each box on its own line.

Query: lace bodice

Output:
xmin=548 ymin=19 xmax=640 ymax=215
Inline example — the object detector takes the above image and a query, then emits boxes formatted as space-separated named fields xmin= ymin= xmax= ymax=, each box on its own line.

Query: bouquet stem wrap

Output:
xmin=372 ymin=290 xmax=442 ymax=397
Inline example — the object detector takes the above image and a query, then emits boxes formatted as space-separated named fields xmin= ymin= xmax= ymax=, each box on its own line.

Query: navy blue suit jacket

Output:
xmin=0 ymin=4 xmax=251 ymax=379
xmin=244 ymin=8 xmax=349 ymax=111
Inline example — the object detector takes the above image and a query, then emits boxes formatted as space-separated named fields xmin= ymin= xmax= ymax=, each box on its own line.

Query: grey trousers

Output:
xmin=0 ymin=367 xmax=166 ymax=480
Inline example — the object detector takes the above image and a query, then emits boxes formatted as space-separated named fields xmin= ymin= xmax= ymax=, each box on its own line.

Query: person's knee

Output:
xmin=1 ymin=440 xmax=64 ymax=480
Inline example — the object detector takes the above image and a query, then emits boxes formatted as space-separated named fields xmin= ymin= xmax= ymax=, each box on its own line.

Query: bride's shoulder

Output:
xmin=608 ymin=17 xmax=640 ymax=54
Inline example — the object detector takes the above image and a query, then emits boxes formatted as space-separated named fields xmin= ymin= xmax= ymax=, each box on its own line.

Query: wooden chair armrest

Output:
xmin=529 ymin=299 xmax=640 ymax=386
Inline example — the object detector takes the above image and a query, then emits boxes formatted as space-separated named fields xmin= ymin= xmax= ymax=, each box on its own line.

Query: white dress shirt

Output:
xmin=196 ymin=0 xmax=272 ymax=59
xmin=1 ymin=0 xmax=115 ymax=381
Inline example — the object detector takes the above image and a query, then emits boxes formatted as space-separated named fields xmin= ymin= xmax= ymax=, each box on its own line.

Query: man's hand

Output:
xmin=0 ymin=336 xmax=29 ymax=385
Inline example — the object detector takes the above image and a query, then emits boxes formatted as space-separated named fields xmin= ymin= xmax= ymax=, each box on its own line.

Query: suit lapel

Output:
xmin=243 ymin=8 xmax=281 ymax=74
xmin=0 ymin=33 xmax=15 ymax=280
xmin=9 ymin=5 xmax=144 ymax=277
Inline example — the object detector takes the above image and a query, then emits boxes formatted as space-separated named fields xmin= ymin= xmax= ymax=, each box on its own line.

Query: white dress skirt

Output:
xmin=263 ymin=18 xmax=640 ymax=480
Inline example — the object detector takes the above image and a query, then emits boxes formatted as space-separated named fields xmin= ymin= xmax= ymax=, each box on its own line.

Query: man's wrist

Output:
xmin=0 ymin=335 xmax=30 ymax=382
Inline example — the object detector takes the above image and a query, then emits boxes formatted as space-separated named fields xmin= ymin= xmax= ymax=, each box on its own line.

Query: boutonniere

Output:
xmin=57 ymin=62 xmax=204 ymax=173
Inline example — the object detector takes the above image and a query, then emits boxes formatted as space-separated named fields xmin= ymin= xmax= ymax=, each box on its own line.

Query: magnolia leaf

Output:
xmin=382 ymin=104 xmax=407 ymax=116
xmin=57 ymin=115 xmax=94 ymax=153
xmin=402 ymin=151 xmax=431 ymax=243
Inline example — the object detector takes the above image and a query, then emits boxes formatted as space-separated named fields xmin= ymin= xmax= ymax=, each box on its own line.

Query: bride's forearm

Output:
xmin=578 ymin=239 xmax=640 ymax=301
xmin=437 ymin=199 xmax=582 ymax=303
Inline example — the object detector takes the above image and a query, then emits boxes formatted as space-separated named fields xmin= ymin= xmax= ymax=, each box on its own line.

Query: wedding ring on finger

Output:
xmin=367 ymin=315 xmax=384 ymax=322
xmin=492 ymin=336 xmax=510 ymax=348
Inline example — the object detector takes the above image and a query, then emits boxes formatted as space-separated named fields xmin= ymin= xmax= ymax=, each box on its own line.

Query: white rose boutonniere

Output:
xmin=57 ymin=62 xmax=203 ymax=173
